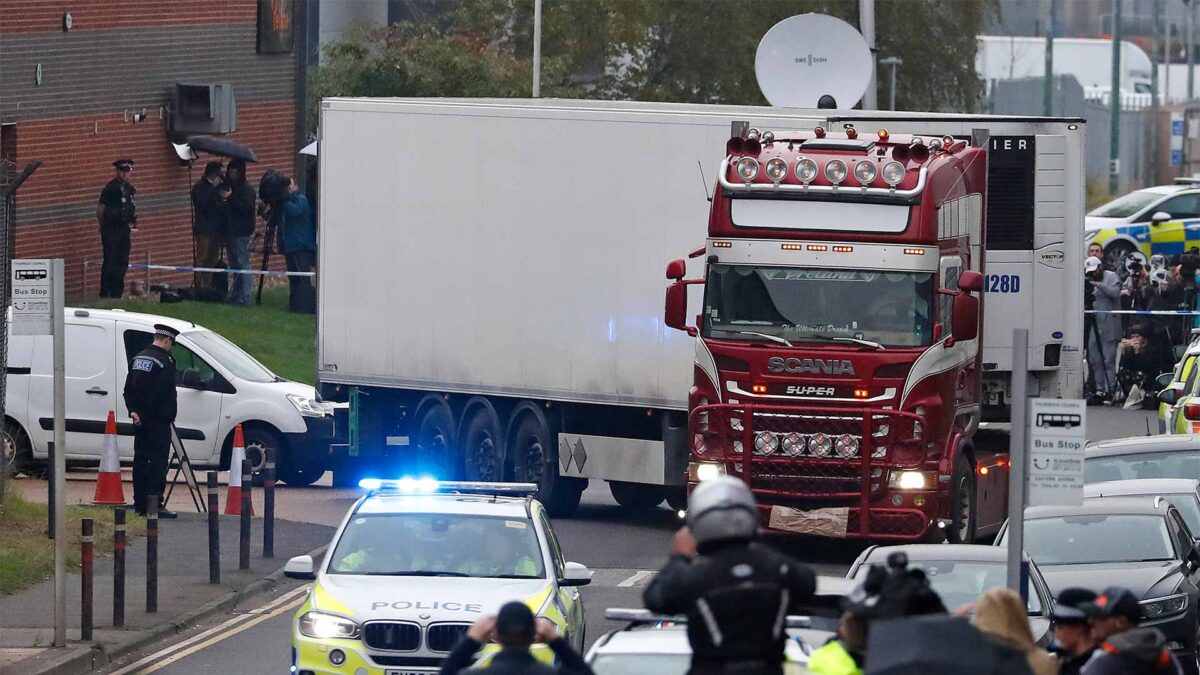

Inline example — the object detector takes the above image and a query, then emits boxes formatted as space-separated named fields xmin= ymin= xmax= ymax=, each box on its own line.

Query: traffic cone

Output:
xmin=224 ymin=424 xmax=254 ymax=515
xmin=93 ymin=411 xmax=127 ymax=505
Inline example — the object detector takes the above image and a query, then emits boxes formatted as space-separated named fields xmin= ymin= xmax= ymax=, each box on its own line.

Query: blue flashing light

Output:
xmin=358 ymin=478 xmax=382 ymax=491
xmin=358 ymin=478 xmax=538 ymax=497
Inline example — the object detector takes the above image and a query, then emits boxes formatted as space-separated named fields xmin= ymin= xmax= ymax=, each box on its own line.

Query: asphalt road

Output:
xmin=100 ymin=405 xmax=1157 ymax=675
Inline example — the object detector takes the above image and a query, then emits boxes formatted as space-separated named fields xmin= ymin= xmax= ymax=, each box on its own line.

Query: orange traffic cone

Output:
xmin=93 ymin=411 xmax=127 ymax=505
xmin=224 ymin=424 xmax=254 ymax=515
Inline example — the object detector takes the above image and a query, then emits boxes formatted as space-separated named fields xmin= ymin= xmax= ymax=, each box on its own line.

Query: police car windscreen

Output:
xmin=1088 ymin=190 xmax=1161 ymax=218
xmin=327 ymin=513 xmax=546 ymax=578
xmin=1019 ymin=515 xmax=1176 ymax=566
xmin=852 ymin=561 xmax=1042 ymax=614
xmin=702 ymin=265 xmax=934 ymax=347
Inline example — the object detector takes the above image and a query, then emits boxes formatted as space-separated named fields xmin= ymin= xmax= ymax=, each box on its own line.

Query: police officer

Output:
xmin=97 ymin=159 xmax=137 ymax=298
xmin=643 ymin=476 xmax=816 ymax=675
xmin=123 ymin=324 xmax=179 ymax=518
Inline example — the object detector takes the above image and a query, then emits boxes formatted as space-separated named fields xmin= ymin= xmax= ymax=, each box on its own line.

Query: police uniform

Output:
xmin=98 ymin=159 xmax=137 ymax=298
xmin=123 ymin=324 xmax=178 ymax=515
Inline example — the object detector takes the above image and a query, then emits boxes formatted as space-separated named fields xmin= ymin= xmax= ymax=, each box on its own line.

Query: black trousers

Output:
xmin=286 ymin=249 xmax=316 ymax=314
xmin=132 ymin=422 xmax=171 ymax=513
xmin=100 ymin=225 xmax=131 ymax=298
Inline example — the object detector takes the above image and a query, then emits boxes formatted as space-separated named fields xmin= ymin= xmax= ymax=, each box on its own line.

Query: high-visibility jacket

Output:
xmin=807 ymin=640 xmax=863 ymax=675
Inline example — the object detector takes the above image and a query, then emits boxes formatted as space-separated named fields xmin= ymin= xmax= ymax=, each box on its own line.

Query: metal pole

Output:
xmin=146 ymin=497 xmax=158 ymax=613
xmin=1006 ymin=329 xmax=1029 ymax=598
xmin=1165 ymin=0 xmax=1173 ymax=104
xmin=239 ymin=459 xmax=251 ymax=570
xmin=860 ymin=0 xmax=878 ymax=109
xmin=878 ymin=57 xmax=902 ymax=110
xmin=1044 ymin=0 xmax=1056 ymax=116
xmin=1153 ymin=0 xmax=1162 ymax=183
xmin=1190 ymin=0 xmax=1196 ymax=100
xmin=531 ymin=0 xmax=542 ymax=97
xmin=81 ymin=518 xmax=93 ymax=642
xmin=113 ymin=508 xmax=125 ymax=627
xmin=1110 ymin=0 xmax=1123 ymax=194
xmin=207 ymin=472 xmax=220 ymax=584
xmin=51 ymin=258 xmax=66 ymax=647
xmin=263 ymin=446 xmax=275 ymax=559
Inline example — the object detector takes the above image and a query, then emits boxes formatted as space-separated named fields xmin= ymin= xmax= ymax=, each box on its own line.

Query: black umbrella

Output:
xmin=187 ymin=135 xmax=257 ymax=162
xmin=865 ymin=615 xmax=1033 ymax=675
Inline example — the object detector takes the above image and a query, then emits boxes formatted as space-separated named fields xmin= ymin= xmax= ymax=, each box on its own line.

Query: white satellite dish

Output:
xmin=755 ymin=14 xmax=873 ymax=109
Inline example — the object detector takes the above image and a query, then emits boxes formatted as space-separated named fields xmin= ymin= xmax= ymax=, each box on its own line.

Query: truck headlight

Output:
xmin=1140 ymin=593 xmax=1188 ymax=619
xmin=888 ymin=470 xmax=932 ymax=490
xmin=287 ymin=394 xmax=332 ymax=418
xmin=690 ymin=462 xmax=725 ymax=482
xmin=298 ymin=611 xmax=360 ymax=639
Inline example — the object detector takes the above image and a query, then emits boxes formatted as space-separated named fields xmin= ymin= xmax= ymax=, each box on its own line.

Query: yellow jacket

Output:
xmin=807 ymin=640 xmax=863 ymax=675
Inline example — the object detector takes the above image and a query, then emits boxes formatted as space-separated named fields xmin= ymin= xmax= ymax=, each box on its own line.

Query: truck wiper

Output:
xmin=793 ymin=334 xmax=886 ymax=351
xmin=735 ymin=331 xmax=794 ymax=347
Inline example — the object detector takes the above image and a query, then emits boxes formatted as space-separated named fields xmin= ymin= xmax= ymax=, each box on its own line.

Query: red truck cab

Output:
xmin=666 ymin=124 xmax=1007 ymax=543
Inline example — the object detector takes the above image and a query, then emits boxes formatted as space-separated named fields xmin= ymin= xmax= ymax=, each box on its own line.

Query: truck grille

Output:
xmin=363 ymin=621 xmax=421 ymax=651
xmin=426 ymin=623 xmax=471 ymax=652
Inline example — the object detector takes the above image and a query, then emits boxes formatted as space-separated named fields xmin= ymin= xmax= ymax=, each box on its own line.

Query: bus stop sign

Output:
xmin=1027 ymin=398 xmax=1087 ymax=506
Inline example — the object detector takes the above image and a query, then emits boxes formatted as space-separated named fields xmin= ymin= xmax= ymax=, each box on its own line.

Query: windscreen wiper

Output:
xmin=363 ymin=570 xmax=472 ymax=577
xmin=735 ymin=331 xmax=794 ymax=347
xmin=793 ymin=334 xmax=886 ymax=350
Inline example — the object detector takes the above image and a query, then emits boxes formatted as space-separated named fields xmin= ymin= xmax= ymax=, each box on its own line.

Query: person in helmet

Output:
xmin=642 ymin=476 xmax=816 ymax=675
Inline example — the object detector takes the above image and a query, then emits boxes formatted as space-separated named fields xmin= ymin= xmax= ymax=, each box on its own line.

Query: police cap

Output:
xmin=153 ymin=324 xmax=180 ymax=341
xmin=113 ymin=159 xmax=135 ymax=171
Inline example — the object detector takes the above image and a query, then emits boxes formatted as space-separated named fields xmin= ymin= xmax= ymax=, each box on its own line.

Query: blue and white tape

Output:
xmin=127 ymin=263 xmax=315 ymax=278
xmin=1085 ymin=309 xmax=1200 ymax=316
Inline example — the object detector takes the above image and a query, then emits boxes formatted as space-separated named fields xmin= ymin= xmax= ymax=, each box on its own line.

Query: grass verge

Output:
xmin=0 ymin=490 xmax=147 ymax=595
xmin=89 ymin=286 xmax=316 ymax=385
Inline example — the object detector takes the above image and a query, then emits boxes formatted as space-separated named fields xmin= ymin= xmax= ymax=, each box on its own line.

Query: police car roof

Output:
xmin=65 ymin=307 xmax=200 ymax=335
xmin=354 ymin=493 xmax=532 ymax=518
xmin=1086 ymin=434 xmax=1200 ymax=458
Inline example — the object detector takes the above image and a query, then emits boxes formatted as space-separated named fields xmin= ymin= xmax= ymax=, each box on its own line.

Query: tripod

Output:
xmin=1085 ymin=312 xmax=1114 ymax=400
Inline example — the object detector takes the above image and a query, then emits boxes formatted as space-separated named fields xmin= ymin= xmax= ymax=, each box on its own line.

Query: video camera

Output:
xmin=258 ymin=169 xmax=290 ymax=211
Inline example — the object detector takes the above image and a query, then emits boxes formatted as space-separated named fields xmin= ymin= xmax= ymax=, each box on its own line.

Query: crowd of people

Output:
xmin=1085 ymin=241 xmax=1198 ymax=407
xmin=96 ymin=156 xmax=316 ymax=314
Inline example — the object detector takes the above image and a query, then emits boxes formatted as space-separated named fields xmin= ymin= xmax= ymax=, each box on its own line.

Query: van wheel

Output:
xmin=609 ymin=481 xmax=666 ymax=509
xmin=510 ymin=409 xmax=584 ymax=517
xmin=2 ymin=420 xmax=33 ymax=473
xmin=462 ymin=406 xmax=504 ymax=482
xmin=947 ymin=453 xmax=978 ymax=544
xmin=241 ymin=426 xmax=279 ymax=486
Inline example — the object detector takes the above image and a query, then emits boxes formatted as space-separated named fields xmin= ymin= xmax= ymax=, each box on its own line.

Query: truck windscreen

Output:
xmin=702 ymin=265 xmax=934 ymax=348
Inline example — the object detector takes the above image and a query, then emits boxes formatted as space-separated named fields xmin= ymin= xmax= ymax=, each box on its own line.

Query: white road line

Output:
xmin=110 ymin=585 xmax=309 ymax=675
xmin=617 ymin=570 xmax=654 ymax=587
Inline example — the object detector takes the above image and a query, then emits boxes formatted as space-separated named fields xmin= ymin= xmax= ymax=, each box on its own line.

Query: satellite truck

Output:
xmin=315 ymin=15 xmax=1084 ymax=541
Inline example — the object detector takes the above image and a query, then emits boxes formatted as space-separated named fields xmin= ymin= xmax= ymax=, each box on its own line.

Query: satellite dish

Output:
xmin=755 ymin=14 xmax=873 ymax=109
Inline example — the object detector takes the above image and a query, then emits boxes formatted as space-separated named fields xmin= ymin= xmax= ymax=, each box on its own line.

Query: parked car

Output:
xmin=1085 ymin=478 xmax=1200 ymax=537
xmin=997 ymin=499 xmax=1200 ymax=671
xmin=1086 ymin=180 xmax=1200 ymax=269
xmin=1157 ymin=334 xmax=1200 ymax=432
xmin=845 ymin=544 xmax=1055 ymax=646
xmin=2 ymin=308 xmax=333 ymax=485
xmin=1083 ymin=435 xmax=1200 ymax=483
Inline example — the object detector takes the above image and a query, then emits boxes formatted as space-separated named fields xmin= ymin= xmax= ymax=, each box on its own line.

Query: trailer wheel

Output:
xmin=947 ymin=453 xmax=978 ymax=544
xmin=609 ymin=481 xmax=666 ymax=509
xmin=414 ymin=400 xmax=457 ymax=478
xmin=510 ymin=409 xmax=583 ymax=517
xmin=462 ymin=405 xmax=504 ymax=482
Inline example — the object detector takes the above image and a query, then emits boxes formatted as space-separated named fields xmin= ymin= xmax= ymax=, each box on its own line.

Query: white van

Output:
xmin=3 ymin=308 xmax=332 ymax=485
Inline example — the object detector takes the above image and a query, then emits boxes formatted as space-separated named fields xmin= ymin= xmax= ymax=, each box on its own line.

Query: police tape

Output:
xmin=127 ymin=263 xmax=315 ymax=278
xmin=1085 ymin=309 xmax=1200 ymax=315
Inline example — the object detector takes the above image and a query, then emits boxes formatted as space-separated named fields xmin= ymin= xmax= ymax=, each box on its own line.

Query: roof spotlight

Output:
xmin=735 ymin=157 xmax=759 ymax=183
xmin=795 ymin=157 xmax=819 ymax=183
xmin=882 ymin=161 xmax=906 ymax=187
xmin=764 ymin=157 xmax=788 ymax=184
xmin=853 ymin=160 xmax=877 ymax=185
xmin=824 ymin=159 xmax=848 ymax=185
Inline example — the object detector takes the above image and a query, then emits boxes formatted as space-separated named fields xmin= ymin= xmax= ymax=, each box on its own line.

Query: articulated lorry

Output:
xmin=316 ymin=99 xmax=1084 ymax=539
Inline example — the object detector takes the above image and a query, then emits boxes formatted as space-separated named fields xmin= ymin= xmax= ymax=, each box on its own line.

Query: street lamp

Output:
xmin=879 ymin=56 xmax=903 ymax=110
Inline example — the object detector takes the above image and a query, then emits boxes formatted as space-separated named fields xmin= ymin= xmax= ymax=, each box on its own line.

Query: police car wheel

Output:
xmin=947 ymin=454 xmax=977 ymax=544
xmin=1104 ymin=241 xmax=1136 ymax=276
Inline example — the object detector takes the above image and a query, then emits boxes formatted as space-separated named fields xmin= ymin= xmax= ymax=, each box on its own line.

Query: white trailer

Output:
xmin=316 ymin=99 xmax=1084 ymax=513
xmin=977 ymin=35 xmax=1153 ymax=96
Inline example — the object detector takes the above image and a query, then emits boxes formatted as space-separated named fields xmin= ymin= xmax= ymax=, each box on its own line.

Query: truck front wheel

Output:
xmin=947 ymin=454 xmax=978 ymax=544
xmin=511 ymin=411 xmax=584 ymax=517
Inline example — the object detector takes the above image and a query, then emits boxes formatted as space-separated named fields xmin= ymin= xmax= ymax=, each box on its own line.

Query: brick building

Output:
xmin=0 ymin=0 xmax=306 ymax=297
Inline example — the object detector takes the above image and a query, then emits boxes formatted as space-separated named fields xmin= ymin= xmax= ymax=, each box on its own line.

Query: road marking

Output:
xmin=110 ymin=585 xmax=309 ymax=675
xmin=617 ymin=570 xmax=654 ymax=587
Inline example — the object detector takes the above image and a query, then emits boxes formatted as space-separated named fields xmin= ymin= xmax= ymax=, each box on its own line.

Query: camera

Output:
xmin=1151 ymin=267 xmax=1168 ymax=287
xmin=1126 ymin=258 xmax=1142 ymax=275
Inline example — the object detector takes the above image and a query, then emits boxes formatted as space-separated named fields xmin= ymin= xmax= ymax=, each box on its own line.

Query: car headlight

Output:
xmin=298 ymin=611 xmax=360 ymax=639
xmin=287 ymin=394 xmax=332 ymax=418
xmin=1140 ymin=593 xmax=1188 ymax=620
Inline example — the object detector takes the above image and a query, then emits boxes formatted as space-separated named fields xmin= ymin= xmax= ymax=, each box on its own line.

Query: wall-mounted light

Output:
xmin=34 ymin=63 xmax=43 ymax=86
xmin=63 ymin=12 xmax=73 ymax=32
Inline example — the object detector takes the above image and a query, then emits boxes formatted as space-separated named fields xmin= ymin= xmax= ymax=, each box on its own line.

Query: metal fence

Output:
xmin=1 ymin=159 xmax=41 ymax=442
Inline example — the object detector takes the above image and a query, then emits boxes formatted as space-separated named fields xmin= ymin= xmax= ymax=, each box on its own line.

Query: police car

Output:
xmin=1156 ymin=330 xmax=1200 ymax=433
xmin=284 ymin=480 xmax=591 ymax=675
xmin=1086 ymin=179 xmax=1200 ymax=268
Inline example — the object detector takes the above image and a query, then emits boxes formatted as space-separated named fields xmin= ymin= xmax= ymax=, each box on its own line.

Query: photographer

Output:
xmin=1086 ymin=256 xmax=1122 ymax=404
xmin=1118 ymin=324 xmax=1173 ymax=408
xmin=1120 ymin=255 xmax=1150 ymax=313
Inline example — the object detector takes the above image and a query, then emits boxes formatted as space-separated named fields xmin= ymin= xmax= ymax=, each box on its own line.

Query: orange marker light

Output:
xmin=878 ymin=129 xmax=889 ymax=141
xmin=751 ymin=384 xmax=768 ymax=394
xmin=813 ymin=126 xmax=826 ymax=138
xmin=712 ymin=241 xmax=732 ymax=248
xmin=979 ymin=466 xmax=990 ymax=476
xmin=781 ymin=243 xmax=804 ymax=250
xmin=846 ymin=127 xmax=858 ymax=139
xmin=832 ymin=245 xmax=854 ymax=253
xmin=807 ymin=244 xmax=828 ymax=251
xmin=854 ymin=389 xmax=870 ymax=398
xmin=903 ymin=248 xmax=925 ymax=255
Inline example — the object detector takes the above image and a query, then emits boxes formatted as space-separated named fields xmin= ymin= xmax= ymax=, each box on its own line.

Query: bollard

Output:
xmin=263 ymin=446 xmax=275 ymax=559
xmin=81 ymin=519 xmax=93 ymax=641
xmin=239 ymin=459 xmax=251 ymax=570
xmin=146 ymin=497 xmax=158 ymax=613
xmin=113 ymin=508 xmax=125 ymax=627
xmin=207 ymin=472 xmax=220 ymax=584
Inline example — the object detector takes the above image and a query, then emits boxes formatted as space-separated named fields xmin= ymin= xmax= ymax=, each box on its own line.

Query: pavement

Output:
xmin=0 ymin=509 xmax=334 ymax=675
xmin=2 ymin=405 xmax=1157 ymax=674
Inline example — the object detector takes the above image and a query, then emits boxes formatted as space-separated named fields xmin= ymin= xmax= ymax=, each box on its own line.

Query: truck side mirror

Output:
xmin=665 ymin=283 xmax=696 ymax=336
xmin=952 ymin=294 xmax=979 ymax=342
xmin=1151 ymin=211 xmax=1172 ymax=225
xmin=666 ymin=258 xmax=687 ymax=281
xmin=958 ymin=270 xmax=984 ymax=293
